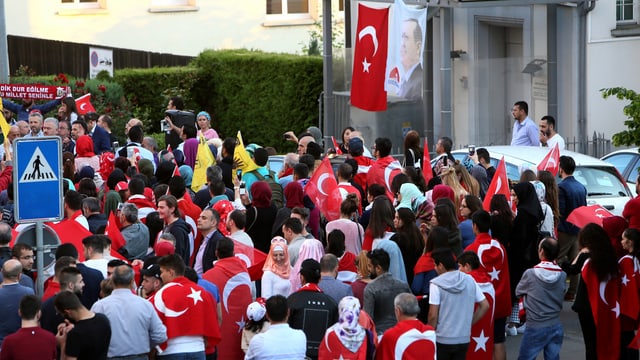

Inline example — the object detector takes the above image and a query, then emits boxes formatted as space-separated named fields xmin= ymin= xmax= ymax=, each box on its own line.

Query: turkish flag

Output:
xmin=467 ymin=270 xmax=495 ymax=360
xmin=305 ymin=157 xmax=342 ymax=221
xmin=319 ymin=328 xmax=368 ymax=359
xmin=482 ymin=157 xmax=510 ymax=212
xmin=465 ymin=233 xmax=511 ymax=319
xmin=331 ymin=136 xmax=343 ymax=155
xmin=48 ymin=219 xmax=92 ymax=262
xmin=366 ymin=155 xmax=402 ymax=202
xmin=75 ymin=93 xmax=96 ymax=115
xmin=618 ymin=255 xmax=640 ymax=323
xmin=153 ymin=276 xmax=221 ymax=354
xmin=567 ymin=205 xmax=615 ymax=229
xmin=422 ymin=138 xmax=433 ymax=185
xmin=582 ymin=259 xmax=620 ymax=359
xmin=374 ymin=320 xmax=436 ymax=360
xmin=232 ymin=238 xmax=267 ymax=281
xmin=203 ymin=257 xmax=253 ymax=360
xmin=105 ymin=211 xmax=126 ymax=251
xmin=537 ymin=142 xmax=560 ymax=176
xmin=351 ymin=3 xmax=389 ymax=111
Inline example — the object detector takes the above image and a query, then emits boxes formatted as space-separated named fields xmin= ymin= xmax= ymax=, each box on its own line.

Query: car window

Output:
xmin=267 ymin=158 xmax=283 ymax=175
xmin=627 ymin=157 xmax=640 ymax=184
xmin=603 ymin=153 xmax=636 ymax=178
xmin=573 ymin=166 xmax=630 ymax=197
xmin=489 ymin=158 xmax=527 ymax=181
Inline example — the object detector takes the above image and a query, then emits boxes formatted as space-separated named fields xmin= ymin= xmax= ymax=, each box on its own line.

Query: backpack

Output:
xmin=251 ymin=169 xmax=284 ymax=209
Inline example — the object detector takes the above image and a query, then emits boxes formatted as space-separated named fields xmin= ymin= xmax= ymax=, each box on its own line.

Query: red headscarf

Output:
xmin=432 ymin=184 xmax=454 ymax=204
xmin=284 ymin=181 xmax=304 ymax=209
xmin=76 ymin=135 xmax=95 ymax=157
xmin=251 ymin=181 xmax=272 ymax=208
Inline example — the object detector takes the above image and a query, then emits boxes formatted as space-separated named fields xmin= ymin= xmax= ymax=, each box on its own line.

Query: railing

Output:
xmin=565 ymin=131 xmax=611 ymax=158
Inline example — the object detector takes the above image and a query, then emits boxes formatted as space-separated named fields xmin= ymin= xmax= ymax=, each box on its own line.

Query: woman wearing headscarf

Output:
xmin=196 ymin=111 xmax=219 ymax=140
xmin=395 ymin=182 xmax=425 ymax=212
xmin=178 ymin=164 xmax=196 ymax=199
xmin=74 ymin=135 xmax=100 ymax=173
xmin=261 ymin=237 xmax=292 ymax=298
xmin=531 ymin=180 xmax=554 ymax=237
xmin=319 ymin=296 xmax=372 ymax=360
xmin=243 ymin=181 xmax=277 ymax=255
xmin=290 ymin=238 xmax=325 ymax=292
xmin=271 ymin=181 xmax=305 ymax=238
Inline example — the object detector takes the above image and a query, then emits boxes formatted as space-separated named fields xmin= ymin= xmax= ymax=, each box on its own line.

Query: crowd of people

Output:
xmin=0 ymin=96 xmax=637 ymax=360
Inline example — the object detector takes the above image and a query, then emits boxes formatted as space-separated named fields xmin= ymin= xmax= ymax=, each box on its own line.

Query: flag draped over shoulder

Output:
xmin=233 ymin=131 xmax=258 ymax=174
xmin=482 ymin=157 xmax=510 ymax=211
xmin=48 ymin=220 xmax=93 ymax=262
xmin=232 ymin=239 xmax=267 ymax=281
xmin=467 ymin=270 xmax=495 ymax=360
xmin=537 ymin=142 xmax=560 ymax=176
xmin=75 ymin=93 xmax=96 ymax=115
xmin=351 ymin=3 xmax=389 ymax=111
xmin=105 ymin=211 xmax=126 ymax=251
xmin=192 ymin=134 xmax=215 ymax=192
xmin=305 ymin=157 xmax=342 ymax=221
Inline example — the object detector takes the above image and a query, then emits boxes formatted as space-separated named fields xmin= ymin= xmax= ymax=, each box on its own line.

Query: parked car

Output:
xmin=601 ymin=147 xmax=640 ymax=196
xmin=432 ymin=146 xmax=632 ymax=215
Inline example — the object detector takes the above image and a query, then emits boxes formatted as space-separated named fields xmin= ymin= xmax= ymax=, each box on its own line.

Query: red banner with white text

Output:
xmin=0 ymin=84 xmax=69 ymax=100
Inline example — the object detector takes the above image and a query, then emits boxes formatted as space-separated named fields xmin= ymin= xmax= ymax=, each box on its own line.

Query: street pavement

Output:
xmin=505 ymin=301 xmax=585 ymax=359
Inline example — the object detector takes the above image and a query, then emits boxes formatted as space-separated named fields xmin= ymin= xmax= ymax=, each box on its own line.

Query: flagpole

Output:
xmin=322 ymin=0 xmax=334 ymax=151
xmin=0 ymin=0 xmax=9 ymax=83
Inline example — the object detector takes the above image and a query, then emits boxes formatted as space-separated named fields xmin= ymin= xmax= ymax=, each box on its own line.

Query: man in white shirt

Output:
xmin=227 ymin=210 xmax=253 ymax=247
xmin=82 ymin=235 xmax=110 ymax=278
xmin=539 ymin=115 xmax=566 ymax=150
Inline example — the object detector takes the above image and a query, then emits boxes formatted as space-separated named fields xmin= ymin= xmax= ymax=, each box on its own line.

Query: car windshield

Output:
xmin=572 ymin=166 xmax=629 ymax=197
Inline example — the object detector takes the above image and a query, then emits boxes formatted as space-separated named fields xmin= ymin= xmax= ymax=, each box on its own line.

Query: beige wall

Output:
xmin=6 ymin=0 xmax=344 ymax=56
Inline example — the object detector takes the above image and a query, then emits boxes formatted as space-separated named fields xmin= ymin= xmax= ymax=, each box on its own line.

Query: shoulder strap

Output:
xmin=246 ymin=206 xmax=258 ymax=232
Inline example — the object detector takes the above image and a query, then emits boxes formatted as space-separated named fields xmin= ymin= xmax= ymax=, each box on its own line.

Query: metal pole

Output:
xmin=35 ymin=221 xmax=44 ymax=297
xmin=323 ymin=0 xmax=334 ymax=151
xmin=438 ymin=7 xmax=453 ymax=139
xmin=0 ymin=0 xmax=10 ymax=83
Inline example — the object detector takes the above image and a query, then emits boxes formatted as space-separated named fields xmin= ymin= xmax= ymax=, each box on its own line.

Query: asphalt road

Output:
xmin=505 ymin=301 xmax=585 ymax=359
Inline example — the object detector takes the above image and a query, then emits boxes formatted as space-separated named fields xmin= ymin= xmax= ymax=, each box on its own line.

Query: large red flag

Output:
xmin=567 ymin=205 xmax=615 ymax=229
xmin=105 ymin=211 xmax=126 ymax=251
xmin=618 ymin=255 xmax=640 ymax=324
xmin=49 ymin=220 xmax=92 ymax=262
xmin=203 ymin=257 xmax=252 ymax=360
xmin=75 ymin=93 xmax=95 ymax=115
xmin=537 ymin=142 xmax=560 ymax=176
xmin=467 ymin=270 xmax=495 ymax=360
xmin=331 ymin=136 xmax=343 ymax=155
xmin=232 ymin=239 xmax=267 ymax=281
xmin=305 ymin=157 xmax=342 ymax=221
xmin=482 ymin=157 xmax=510 ymax=211
xmin=152 ymin=276 xmax=221 ymax=354
xmin=374 ymin=320 xmax=436 ymax=360
xmin=422 ymin=138 xmax=433 ymax=185
xmin=351 ymin=3 xmax=389 ymax=111
xmin=582 ymin=259 xmax=620 ymax=360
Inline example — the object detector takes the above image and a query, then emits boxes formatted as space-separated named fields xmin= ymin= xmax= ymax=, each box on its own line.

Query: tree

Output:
xmin=602 ymin=87 xmax=640 ymax=147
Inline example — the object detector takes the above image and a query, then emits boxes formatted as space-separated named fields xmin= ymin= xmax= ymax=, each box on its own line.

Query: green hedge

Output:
xmin=190 ymin=49 xmax=323 ymax=152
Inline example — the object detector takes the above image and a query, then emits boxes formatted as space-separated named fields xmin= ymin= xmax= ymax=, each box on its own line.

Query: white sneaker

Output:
xmin=516 ymin=323 xmax=526 ymax=334
xmin=505 ymin=325 xmax=518 ymax=336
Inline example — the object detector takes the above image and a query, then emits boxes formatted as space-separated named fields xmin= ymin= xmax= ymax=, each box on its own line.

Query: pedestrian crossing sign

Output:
xmin=14 ymin=137 xmax=63 ymax=223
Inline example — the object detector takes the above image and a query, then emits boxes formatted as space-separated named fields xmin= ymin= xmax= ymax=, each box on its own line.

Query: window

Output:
xmin=264 ymin=0 xmax=315 ymax=26
xmin=267 ymin=0 xmax=309 ymax=16
xmin=58 ymin=0 xmax=106 ymax=15
xmin=60 ymin=0 xmax=99 ymax=8
xmin=148 ymin=0 xmax=198 ymax=13
xmin=617 ymin=0 xmax=636 ymax=23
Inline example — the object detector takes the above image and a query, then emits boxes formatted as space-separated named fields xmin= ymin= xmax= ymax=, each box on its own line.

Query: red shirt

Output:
xmin=0 ymin=327 xmax=57 ymax=360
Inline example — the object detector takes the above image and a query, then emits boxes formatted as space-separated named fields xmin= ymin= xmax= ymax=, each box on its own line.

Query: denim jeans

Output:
xmin=158 ymin=352 xmax=205 ymax=360
xmin=517 ymin=323 xmax=563 ymax=360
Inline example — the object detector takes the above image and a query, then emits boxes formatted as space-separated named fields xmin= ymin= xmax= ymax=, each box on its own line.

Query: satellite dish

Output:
xmin=15 ymin=223 xmax=61 ymax=268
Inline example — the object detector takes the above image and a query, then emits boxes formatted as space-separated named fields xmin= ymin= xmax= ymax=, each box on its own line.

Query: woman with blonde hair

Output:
xmin=440 ymin=166 xmax=468 ymax=211
xmin=454 ymin=163 xmax=480 ymax=198
xmin=350 ymin=251 xmax=373 ymax=307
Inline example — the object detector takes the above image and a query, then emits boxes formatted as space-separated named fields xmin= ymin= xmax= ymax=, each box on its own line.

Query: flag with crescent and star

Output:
xmin=75 ymin=93 xmax=96 ymax=115
xmin=422 ymin=138 xmax=433 ymax=185
xmin=537 ymin=142 xmax=560 ymax=176
xmin=482 ymin=156 xmax=510 ymax=212
xmin=467 ymin=269 xmax=495 ymax=360
xmin=351 ymin=3 xmax=389 ymax=111
xmin=203 ymin=256 xmax=253 ymax=360
xmin=153 ymin=276 xmax=221 ymax=354
xmin=566 ymin=204 xmax=615 ymax=229
xmin=385 ymin=0 xmax=427 ymax=98
xmin=618 ymin=255 xmax=640 ymax=326
xmin=305 ymin=157 xmax=342 ymax=221
xmin=582 ymin=258 xmax=620 ymax=359
xmin=374 ymin=319 xmax=436 ymax=360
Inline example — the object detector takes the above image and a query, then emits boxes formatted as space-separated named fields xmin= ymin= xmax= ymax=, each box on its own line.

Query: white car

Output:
xmin=436 ymin=146 xmax=631 ymax=215
xmin=601 ymin=147 xmax=640 ymax=197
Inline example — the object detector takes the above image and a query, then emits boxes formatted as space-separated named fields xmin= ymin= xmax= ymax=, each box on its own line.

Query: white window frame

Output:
xmin=58 ymin=0 xmax=107 ymax=15
xmin=616 ymin=0 xmax=638 ymax=24
xmin=148 ymin=0 xmax=198 ymax=13
xmin=264 ymin=0 xmax=316 ymax=26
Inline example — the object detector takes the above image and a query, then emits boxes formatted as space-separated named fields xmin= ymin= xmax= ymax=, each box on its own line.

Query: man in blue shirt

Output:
xmin=510 ymin=101 xmax=540 ymax=146
xmin=2 ymin=98 xmax=60 ymax=122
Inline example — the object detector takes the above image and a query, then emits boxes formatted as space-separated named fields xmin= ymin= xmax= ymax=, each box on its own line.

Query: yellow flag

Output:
xmin=234 ymin=130 xmax=258 ymax=174
xmin=191 ymin=134 xmax=215 ymax=193
xmin=0 ymin=98 xmax=10 ymax=141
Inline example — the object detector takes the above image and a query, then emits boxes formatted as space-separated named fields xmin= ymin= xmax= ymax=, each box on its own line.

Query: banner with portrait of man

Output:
xmin=385 ymin=0 xmax=427 ymax=100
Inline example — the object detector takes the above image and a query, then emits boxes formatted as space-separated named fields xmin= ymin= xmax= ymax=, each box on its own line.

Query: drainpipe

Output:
xmin=578 ymin=0 xmax=596 ymax=154
xmin=438 ymin=7 xmax=453 ymax=140
xmin=322 ymin=0 xmax=334 ymax=151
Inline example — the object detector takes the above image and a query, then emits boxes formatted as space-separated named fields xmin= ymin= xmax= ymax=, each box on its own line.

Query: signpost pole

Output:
xmin=35 ymin=221 xmax=44 ymax=297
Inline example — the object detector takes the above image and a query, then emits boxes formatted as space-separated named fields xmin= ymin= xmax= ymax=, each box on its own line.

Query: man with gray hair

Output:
xmin=118 ymin=203 xmax=150 ymax=260
xmin=278 ymin=152 xmax=299 ymax=190
xmin=142 ymin=136 xmax=159 ymax=164
xmin=24 ymin=110 xmax=43 ymax=138
xmin=375 ymin=293 xmax=436 ymax=360
xmin=0 ymin=259 xmax=35 ymax=346
xmin=82 ymin=197 xmax=107 ymax=234
xmin=91 ymin=265 xmax=167 ymax=359
xmin=42 ymin=117 xmax=59 ymax=136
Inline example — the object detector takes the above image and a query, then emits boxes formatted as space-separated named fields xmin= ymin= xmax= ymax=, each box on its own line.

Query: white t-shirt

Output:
xmin=546 ymin=133 xmax=566 ymax=150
